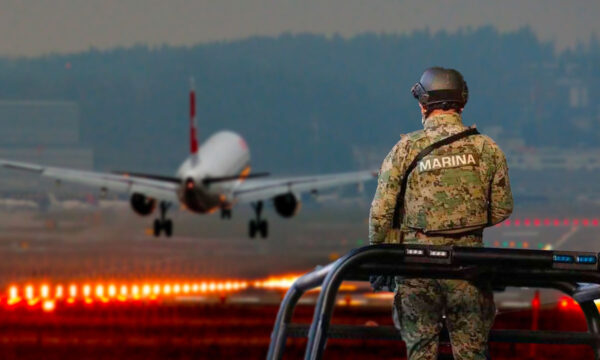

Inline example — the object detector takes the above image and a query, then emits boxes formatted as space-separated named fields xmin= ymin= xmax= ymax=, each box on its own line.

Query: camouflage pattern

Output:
xmin=369 ymin=112 xmax=513 ymax=244
xmin=395 ymin=277 xmax=495 ymax=360
xmin=394 ymin=232 xmax=496 ymax=359
xmin=368 ymin=112 xmax=513 ymax=359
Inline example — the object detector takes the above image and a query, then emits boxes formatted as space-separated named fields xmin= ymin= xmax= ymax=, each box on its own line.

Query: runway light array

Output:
xmin=495 ymin=218 xmax=600 ymax=228
xmin=489 ymin=240 xmax=553 ymax=250
xmin=1 ymin=275 xmax=305 ymax=312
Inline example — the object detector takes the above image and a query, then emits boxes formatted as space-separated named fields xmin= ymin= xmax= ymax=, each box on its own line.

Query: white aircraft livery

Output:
xmin=0 ymin=80 xmax=376 ymax=238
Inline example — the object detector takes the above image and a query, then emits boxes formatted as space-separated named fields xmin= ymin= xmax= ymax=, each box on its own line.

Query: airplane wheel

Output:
xmin=153 ymin=219 xmax=161 ymax=237
xmin=164 ymin=220 xmax=173 ymax=237
xmin=221 ymin=209 xmax=232 ymax=219
xmin=249 ymin=220 xmax=257 ymax=238
xmin=259 ymin=220 xmax=268 ymax=238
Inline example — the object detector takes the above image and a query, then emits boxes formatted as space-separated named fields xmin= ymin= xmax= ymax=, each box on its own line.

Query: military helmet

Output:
xmin=411 ymin=67 xmax=469 ymax=111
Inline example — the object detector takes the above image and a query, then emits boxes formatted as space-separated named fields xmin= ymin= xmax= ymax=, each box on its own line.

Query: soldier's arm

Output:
xmin=488 ymin=147 xmax=514 ymax=225
xmin=369 ymin=138 xmax=407 ymax=245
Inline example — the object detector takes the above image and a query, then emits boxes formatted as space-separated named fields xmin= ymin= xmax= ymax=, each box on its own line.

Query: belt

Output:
xmin=415 ymin=228 xmax=484 ymax=239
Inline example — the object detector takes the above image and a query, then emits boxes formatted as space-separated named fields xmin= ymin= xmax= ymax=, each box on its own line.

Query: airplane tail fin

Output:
xmin=189 ymin=77 xmax=199 ymax=154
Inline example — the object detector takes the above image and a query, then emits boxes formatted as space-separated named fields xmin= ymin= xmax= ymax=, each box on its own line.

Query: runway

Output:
xmin=1 ymin=203 xmax=600 ymax=359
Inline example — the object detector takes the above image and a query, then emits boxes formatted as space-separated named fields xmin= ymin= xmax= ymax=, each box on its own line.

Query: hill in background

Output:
xmin=0 ymin=27 xmax=598 ymax=177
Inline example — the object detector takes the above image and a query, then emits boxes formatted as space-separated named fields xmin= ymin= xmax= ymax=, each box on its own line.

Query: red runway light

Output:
xmin=131 ymin=285 xmax=140 ymax=297
xmin=4 ymin=274 xmax=298 ymax=311
xmin=40 ymin=284 xmax=50 ymax=299
xmin=514 ymin=219 xmax=521 ymax=226
xmin=55 ymin=285 xmax=64 ymax=299
xmin=563 ymin=219 xmax=570 ymax=226
xmin=95 ymin=285 xmax=104 ymax=298
xmin=544 ymin=219 xmax=550 ymax=226
xmin=559 ymin=296 xmax=578 ymax=311
xmin=69 ymin=284 xmax=77 ymax=298
xmin=108 ymin=284 xmax=117 ymax=298
xmin=593 ymin=219 xmax=599 ymax=226
xmin=25 ymin=285 xmax=34 ymax=301
xmin=504 ymin=220 xmax=511 ymax=226
xmin=534 ymin=219 xmax=541 ymax=226
xmin=7 ymin=285 xmax=20 ymax=306
xmin=83 ymin=284 xmax=91 ymax=298
xmin=583 ymin=219 xmax=590 ymax=226
xmin=9 ymin=286 xmax=18 ymax=299
xmin=531 ymin=293 xmax=540 ymax=309
xmin=524 ymin=219 xmax=531 ymax=226
xmin=553 ymin=219 xmax=560 ymax=227
xmin=573 ymin=219 xmax=580 ymax=226
xmin=143 ymin=284 xmax=151 ymax=297
xmin=42 ymin=300 xmax=55 ymax=312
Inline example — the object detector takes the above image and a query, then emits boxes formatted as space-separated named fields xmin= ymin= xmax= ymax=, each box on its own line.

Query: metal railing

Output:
xmin=267 ymin=244 xmax=600 ymax=360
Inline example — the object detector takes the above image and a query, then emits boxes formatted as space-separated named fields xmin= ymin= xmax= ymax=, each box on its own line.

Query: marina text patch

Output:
xmin=418 ymin=154 xmax=479 ymax=173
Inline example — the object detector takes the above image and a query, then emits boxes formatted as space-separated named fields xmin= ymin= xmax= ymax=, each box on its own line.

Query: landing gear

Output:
xmin=249 ymin=219 xmax=268 ymax=238
xmin=249 ymin=201 xmax=268 ymax=239
xmin=221 ymin=208 xmax=232 ymax=219
xmin=153 ymin=201 xmax=173 ymax=237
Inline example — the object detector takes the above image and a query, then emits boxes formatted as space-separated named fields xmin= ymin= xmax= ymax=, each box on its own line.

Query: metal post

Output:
xmin=267 ymin=286 xmax=303 ymax=360
xmin=304 ymin=250 xmax=378 ymax=360
xmin=267 ymin=262 xmax=337 ymax=360
xmin=579 ymin=300 xmax=600 ymax=360
xmin=304 ymin=267 xmax=345 ymax=360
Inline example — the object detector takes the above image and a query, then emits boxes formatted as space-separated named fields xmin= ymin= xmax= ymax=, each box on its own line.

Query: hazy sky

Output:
xmin=1 ymin=0 xmax=598 ymax=56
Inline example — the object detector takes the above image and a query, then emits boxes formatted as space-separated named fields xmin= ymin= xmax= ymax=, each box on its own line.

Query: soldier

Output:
xmin=369 ymin=67 xmax=513 ymax=360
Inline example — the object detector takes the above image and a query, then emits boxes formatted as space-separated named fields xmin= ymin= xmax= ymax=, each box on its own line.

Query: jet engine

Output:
xmin=273 ymin=193 xmax=300 ymax=218
xmin=130 ymin=193 xmax=156 ymax=216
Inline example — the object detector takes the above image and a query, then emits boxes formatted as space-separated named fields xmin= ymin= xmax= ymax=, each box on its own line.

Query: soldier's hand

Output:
xmin=369 ymin=275 xmax=396 ymax=292
xmin=385 ymin=276 xmax=396 ymax=292
xmin=369 ymin=275 xmax=385 ymax=292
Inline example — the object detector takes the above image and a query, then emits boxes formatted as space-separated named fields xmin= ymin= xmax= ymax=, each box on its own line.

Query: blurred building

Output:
xmin=508 ymin=147 xmax=600 ymax=170
xmin=0 ymin=100 xmax=93 ymax=195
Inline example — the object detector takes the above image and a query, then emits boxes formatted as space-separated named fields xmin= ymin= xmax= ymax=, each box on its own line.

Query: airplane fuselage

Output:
xmin=175 ymin=130 xmax=249 ymax=213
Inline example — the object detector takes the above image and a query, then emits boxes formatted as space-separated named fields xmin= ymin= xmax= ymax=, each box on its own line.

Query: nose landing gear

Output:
xmin=153 ymin=201 xmax=173 ymax=237
xmin=249 ymin=201 xmax=268 ymax=239
xmin=221 ymin=208 xmax=232 ymax=219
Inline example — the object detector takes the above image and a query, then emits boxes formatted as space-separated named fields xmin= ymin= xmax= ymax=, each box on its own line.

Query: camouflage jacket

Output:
xmin=369 ymin=113 xmax=513 ymax=245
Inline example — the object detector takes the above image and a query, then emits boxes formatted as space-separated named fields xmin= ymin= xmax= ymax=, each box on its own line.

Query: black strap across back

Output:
xmin=391 ymin=126 xmax=480 ymax=229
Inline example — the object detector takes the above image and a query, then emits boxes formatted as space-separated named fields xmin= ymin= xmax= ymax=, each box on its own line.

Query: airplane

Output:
xmin=0 ymin=79 xmax=376 ymax=238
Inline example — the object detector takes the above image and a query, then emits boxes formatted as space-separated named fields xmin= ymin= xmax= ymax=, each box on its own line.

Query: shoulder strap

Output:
xmin=392 ymin=126 xmax=480 ymax=229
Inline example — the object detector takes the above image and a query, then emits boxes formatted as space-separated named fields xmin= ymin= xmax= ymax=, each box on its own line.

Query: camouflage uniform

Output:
xmin=369 ymin=113 xmax=513 ymax=360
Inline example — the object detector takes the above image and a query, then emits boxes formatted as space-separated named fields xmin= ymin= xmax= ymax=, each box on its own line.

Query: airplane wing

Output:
xmin=232 ymin=170 xmax=377 ymax=204
xmin=0 ymin=159 xmax=180 ymax=203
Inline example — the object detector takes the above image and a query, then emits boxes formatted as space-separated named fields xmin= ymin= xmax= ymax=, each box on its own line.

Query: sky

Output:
xmin=0 ymin=0 xmax=598 ymax=56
